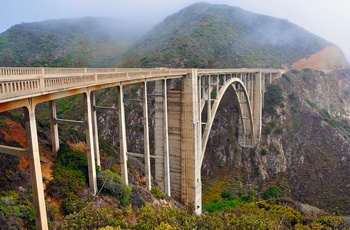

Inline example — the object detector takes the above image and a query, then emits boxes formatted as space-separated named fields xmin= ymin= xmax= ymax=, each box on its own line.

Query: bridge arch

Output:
xmin=200 ymin=77 xmax=254 ymax=165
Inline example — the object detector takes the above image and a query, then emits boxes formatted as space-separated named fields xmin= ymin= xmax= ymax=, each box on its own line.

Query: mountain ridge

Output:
xmin=0 ymin=2 xmax=348 ymax=70
xmin=0 ymin=16 xmax=147 ymax=67
xmin=117 ymin=2 xmax=346 ymax=69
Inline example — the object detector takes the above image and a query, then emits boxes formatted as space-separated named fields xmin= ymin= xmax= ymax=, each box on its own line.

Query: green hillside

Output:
xmin=117 ymin=2 xmax=331 ymax=68
xmin=0 ymin=17 xmax=144 ymax=67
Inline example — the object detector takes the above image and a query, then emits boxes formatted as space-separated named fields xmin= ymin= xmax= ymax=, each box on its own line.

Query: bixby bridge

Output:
xmin=0 ymin=67 xmax=283 ymax=229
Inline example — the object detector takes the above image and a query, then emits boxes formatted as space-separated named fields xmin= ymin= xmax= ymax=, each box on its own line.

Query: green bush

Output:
xmin=265 ymin=84 xmax=284 ymax=114
xmin=263 ymin=121 xmax=276 ymax=135
xmin=47 ymin=165 xmax=86 ymax=198
xmin=274 ymin=126 xmax=283 ymax=134
xmin=270 ymin=205 xmax=301 ymax=226
xmin=55 ymin=143 xmax=89 ymax=179
xmin=47 ymin=144 xmax=88 ymax=198
xmin=150 ymin=187 xmax=165 ymax=199
xmin=220 ymin=190 xmax=231 ymax=199
xmin=97 ymin=170 xmax=132 ymax=206
xmin=282 ymin=73 xmax=292 ymax=83
xmin=263 ymin=186 xmax=281 ymax=200
xmin=316 ymin=215 xmax=345 ymax=229
xmin=204 ymin=199 xmax=244 ymax=212
xmin=260 ymin=148 xmax=268 ymax=155
xmin=257 ymin=200 xmax=301 ymax=227
xmin=63 ymin=192 xmax=86 ymax=215
xmin=263 ymin=125 xmax=272 ymax=135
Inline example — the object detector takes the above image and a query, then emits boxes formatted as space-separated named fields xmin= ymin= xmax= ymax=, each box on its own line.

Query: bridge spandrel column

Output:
xmin=25 ymin=103 xmax=48 ymax=230
xmin=49 ymin=100 xmax=59 ymax=156
xmin=167 ymin=90 xmax=182 ymax=200
xmin=181 ymin=69 xmax=202 ymax=214
xmin=253 ymin=72 xmax=262 ymax=144
xmin=154 ymin=80 xmax=171 ymax=194
xmin=143 ymin=82 xmax=151 ymax=191
xmin=91 ymin=92 xmax=101 ymax=168
xmin=118 ymin=86 xmax=128 ymax=186
xmin=84 ymin=92 xmax=97 ymax=194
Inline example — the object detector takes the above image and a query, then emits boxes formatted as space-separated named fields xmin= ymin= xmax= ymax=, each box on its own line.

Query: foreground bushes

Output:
xmin=52 ymin=199 xmax=349 ymax=230
xmin=97 ymin=170 xmax=132 ymax=207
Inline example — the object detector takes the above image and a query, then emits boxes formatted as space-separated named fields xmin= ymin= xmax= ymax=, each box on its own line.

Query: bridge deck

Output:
xmin=0 ymin=67 xmax=283 ymax=105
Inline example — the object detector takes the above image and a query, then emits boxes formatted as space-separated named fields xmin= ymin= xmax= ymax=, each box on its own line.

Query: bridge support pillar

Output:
xmin=154 ymin=80 xmax=171 ymax=195
xmin=181 ymin=69 xmax=202 ymax=214
xmin=49 ymin=100 xmax=59 ymax=156
xmin=168 ymin=90 xmax=182 ymax=200
xmin=118 ymin=86 xmax=128 ymax=185
xmin=25 ymin=102 xmax=48 ymax=230
xmin=143 ymin=81 xmax=151 ymax=191
xmin=253 ymin=72 xmax=262 ymax=143
xmin=91 ymin=92 xmax=101 ymax=168
xmin=84 ymin=91 xmax=97 ymax=194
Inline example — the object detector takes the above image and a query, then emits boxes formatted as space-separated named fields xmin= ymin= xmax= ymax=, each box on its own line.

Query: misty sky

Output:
xmin=1 ymin=0 xmax=350 ymax=61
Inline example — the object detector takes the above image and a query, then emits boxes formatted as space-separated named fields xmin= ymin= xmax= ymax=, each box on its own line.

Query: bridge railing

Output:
xmin=0 ymin=68 xmax=189 ymax=101
xmin=0 ymin=67 xmax=184 ymax=76
xmin=0 ymin=77 xmax=41 ymax=94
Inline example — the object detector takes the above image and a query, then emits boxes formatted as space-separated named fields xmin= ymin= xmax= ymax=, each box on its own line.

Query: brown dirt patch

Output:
xmin=68 ymin=141 xmax=87 ymax=153
xmin=2 ymin=118 xmax=53 ymax=181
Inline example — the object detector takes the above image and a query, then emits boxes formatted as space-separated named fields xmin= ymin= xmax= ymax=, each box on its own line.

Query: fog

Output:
xmin=1 ymin=0 xmax=349 ymax=61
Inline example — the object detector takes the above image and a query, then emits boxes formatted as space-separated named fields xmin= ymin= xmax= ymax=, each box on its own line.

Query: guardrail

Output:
xmin=0 ymin=68 xmax=283 ymax=103
xmin=0 ymin=67 xmax=160 ymax=76
xmin=0 ymin=69 xmax=188 ymax=101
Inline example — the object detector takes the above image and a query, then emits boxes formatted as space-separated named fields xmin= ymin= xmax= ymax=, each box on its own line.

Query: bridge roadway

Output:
xmin=0 ymin=67 xmax=283 ymax=229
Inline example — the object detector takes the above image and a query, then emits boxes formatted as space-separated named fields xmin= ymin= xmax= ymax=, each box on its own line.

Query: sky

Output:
xmin=1 ymin=0 xmax=350 ymax=61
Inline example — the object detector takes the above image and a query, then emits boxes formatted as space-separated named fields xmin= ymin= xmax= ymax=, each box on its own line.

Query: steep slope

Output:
xmin=117 ymin=2 xmax=342 ymax=69
xmin=202 ymin=69 xmax=350 ymax=215
xmin=292 ymin=45 xmax=349 ymax=70
xmin=0 ymin=17 xmax=146 ymax=67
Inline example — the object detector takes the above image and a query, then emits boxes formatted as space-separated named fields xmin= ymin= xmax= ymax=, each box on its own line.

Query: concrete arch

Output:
xmin=201 ymin=77 xmax=254 ymax=165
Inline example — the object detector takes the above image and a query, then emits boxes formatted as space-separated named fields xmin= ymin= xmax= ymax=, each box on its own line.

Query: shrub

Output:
xmin=57 ymin=205 xmax=122 ymax=230
xmin=220 ymin=190 xmax=231 ymax=199
xmin=47 ymin=166 xmax=86 ymax=198
xmin=62 ymin=192 xmax=86 ymax=215
xmin=47 ymin=144 xmax=88 ymax=198
xmin=260 ymin=148 xmax=268 ymax=155
xmin=23 ymin=204 xmax=35 ymax=224
xmin=282 ymin=73 xmax=292 ymax=83
xmin=150 ymin=187 xmax=165 ymax=199
xmin=257 ymin=200 xmax=301 ymax=227
xmin=291 ymin=105 xmax=298 ymax=114
xmin=263 ymin=186 xmax=281 ymax=200
xmin=155 ymin=222 xmax=176 ymax=230
xmin=274 ymin=126 xmax=283 ymax=134
xmin=97 ymin=170 xmax=132 ymax=206
xmin=55 ymin=143 xmax=89 ymax=179
xmin=265 ymin=84 xmax=283 ymax=114
xmin=263 ymin=121 xmax=276 ymax=135
xmin=316 ymin=215 xmax=345 ymax=229
xmin=204 ymin=199 xmax=243 ymax=212
xmin=270 ymin=205 xmax=302 ymax=226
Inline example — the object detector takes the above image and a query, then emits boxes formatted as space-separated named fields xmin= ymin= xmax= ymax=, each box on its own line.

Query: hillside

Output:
xmin=2 ymin=2 xmax=350 ymax=229
xmin=0 ymin=17 xmax=146 ymax=67
xmin=291 ymin=45 xmax=349 ymax=70
xmin=202 ymin=68 xmax=350 ymax=215
xmin=117 ymin=2 xmax=346 ymax=69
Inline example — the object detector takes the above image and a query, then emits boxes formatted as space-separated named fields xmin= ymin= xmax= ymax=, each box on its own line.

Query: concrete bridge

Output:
xmin=0 ymin=67 xmax=283 ymax=229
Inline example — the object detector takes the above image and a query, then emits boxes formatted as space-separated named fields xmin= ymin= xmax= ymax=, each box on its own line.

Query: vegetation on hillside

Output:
xmin=1 ymin=2 xmax=350 ymax=229
xmin=259 ymin=68 xmax=350 ymax=215
xmin=0 ymin=17 xmax=143 ymax=67
xmin=0 ymin=3 xmax=335 ymax=69
xmin=117 ymin=2 xmax=331 ymax=68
